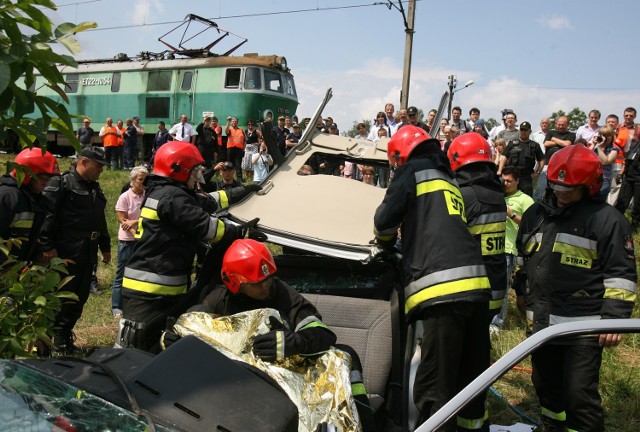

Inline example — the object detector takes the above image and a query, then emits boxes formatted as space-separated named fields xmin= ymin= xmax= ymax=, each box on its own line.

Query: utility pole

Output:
xmin=447 ymin=75 xmax=457 ymax=119
xmin=387 ymin=1 xmax=416 ymax=109
xmin=400 ymin=0 xmax=416 ymax=109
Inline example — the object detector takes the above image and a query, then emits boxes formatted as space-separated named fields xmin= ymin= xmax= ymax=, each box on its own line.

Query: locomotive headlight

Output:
xmin=279 ymin=57 xmax=288 ymax=71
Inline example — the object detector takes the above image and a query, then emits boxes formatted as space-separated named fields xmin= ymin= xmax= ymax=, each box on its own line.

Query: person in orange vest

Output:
xmin=225 ymin=116 xmax=246 ymax=181
xmin=606 ymin=114 xmax=625 ymax=205
xmin=99 ymin=117 xmax=120 ymax=170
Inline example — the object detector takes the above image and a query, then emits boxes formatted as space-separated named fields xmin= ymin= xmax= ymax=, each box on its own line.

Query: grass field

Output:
xmin=2 ymin=153 xmax=639 ymax=430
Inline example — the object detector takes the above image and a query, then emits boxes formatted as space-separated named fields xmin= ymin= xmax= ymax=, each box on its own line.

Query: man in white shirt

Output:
xmin=169 ymin=114 xmax=195 ymax=143
xmin=575 ymin=109 xmax=601 ymax=144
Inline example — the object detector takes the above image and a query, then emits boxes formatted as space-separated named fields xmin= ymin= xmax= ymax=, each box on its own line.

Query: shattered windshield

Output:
xmin=0 ymin=360 xmax=178 ymax=432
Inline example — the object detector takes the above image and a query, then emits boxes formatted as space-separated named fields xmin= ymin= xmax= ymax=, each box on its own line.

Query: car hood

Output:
xmin=225 ymin=89 xmax=389 ymax=262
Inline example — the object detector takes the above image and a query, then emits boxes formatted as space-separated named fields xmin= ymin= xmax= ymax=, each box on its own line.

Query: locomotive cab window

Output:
xmin=111 ymin=72 xmax=121 ymax=92
xmin=147 ymin=71 xmax=171 ymax=91
xmin=181 ymin=71 xmax=193 ymax=91
xmin=283 ymin=75 xmax=297 ymax=97
xmin=225 ymin=68 xmax=241 ymax=89
xmin=65 ymin=73 xmax=79 ymax=93
xmin=244 ymin=67 xmax=262 ymax=90
xmin=264 ymin=70 xmax=283 ymax=93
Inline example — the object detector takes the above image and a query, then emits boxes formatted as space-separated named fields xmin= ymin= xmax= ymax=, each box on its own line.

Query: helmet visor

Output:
xmin=549 ymin=182 xmax=580 ymax=192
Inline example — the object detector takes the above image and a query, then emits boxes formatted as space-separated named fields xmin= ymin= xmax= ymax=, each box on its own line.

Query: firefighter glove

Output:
xmin=252 ymin=316 xmax=303 ymax=361
xmin=244 ymin=183 xmax=262 ymax=193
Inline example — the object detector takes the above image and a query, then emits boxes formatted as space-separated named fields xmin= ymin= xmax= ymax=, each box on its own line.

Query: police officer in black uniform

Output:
xmin=39 ymin=147 xmax=111 ymax=354
xmin=497 ymin=121 xmax=545 ymax=197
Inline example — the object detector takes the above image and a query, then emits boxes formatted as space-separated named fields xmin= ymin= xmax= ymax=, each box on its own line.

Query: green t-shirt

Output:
xmin=505 ymin=190 xmax=534 ymax=255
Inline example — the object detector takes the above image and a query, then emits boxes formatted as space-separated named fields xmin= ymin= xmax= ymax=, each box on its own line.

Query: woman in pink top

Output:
xmin=111 ymin=166 xmax=148 ymax=318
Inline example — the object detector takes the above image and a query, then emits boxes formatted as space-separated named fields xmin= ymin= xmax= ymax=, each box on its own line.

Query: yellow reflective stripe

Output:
xmin=541 ymin=406 xmax=566 ymax=421
xmin=604 ymin=278 xmax=638 ymax=293
xmin=552 ymin=242 xmax=598 ymax=260
xmin=122 ymin=277 xmax=187 ymax=296
xmin=10 ymin=220 xmax=33 ymax=229
xmin=457 ymin=409 xmax=488 ymax=429
xmin=299 ymin=321 xmax=329 ymax=331
xmin=276 ymin=331 xmax=284 ymax=360
xmin=405 ymin=277 xmax=490 ymax=314
xmin=351 ymin=382 xmax=366 ymax=396
xmin=604 ymin=288 xmax=637 ymax=302
xmin=209 ymin=219 xmax=225 ymax=243
xmin=218 ymin=190 xmax=229 ymax=209
xmin=468 ymin=222 xmax=506 ymax=235
xmin=416 ymin=178 xmax=459 ymax=196
xmin=140 ymin=207 xmax=159 ymax=220
xmin=490 ymin=298 xmax=504 ymax=311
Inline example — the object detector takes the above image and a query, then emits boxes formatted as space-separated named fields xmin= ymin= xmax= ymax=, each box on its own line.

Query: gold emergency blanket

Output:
xmin=172 ymin=308 xmax=361 ymax=432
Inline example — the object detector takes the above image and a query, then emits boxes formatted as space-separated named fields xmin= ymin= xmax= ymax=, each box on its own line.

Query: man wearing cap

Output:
xmin=39 ymin=146 xmax=111 ymax=355
xmin=498 ymin=121 xmax=545 ymax=197
xmin=274 ymin=115 xmax=290 ymax=156
xmin=76 ymin=118 xmax=94 ymax=149
xmin=404 ymin=106 xmax=430 ymax=132
xmin=285 ymin=123 xmax=302 ymax=153
xmin=329 ymin=123 xmax=339 ymax=136
xmin=496 ymin=112 xmax=519 ymax=144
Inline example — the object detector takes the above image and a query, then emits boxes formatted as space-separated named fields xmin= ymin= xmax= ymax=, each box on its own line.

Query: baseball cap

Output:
xmin=520 ymin=121 xmax=532 ymax=130
xmin=277 ymin=116 xmax=285 ymax=121
xmin=292 ymin=123 xmax=300 ymax=128
xmin=407 ymin=106 xmax=418 ymax=116
xmin=501 ymin=108 xmax=514 ymax=118
xmin=133 ymin=116 xmax=139 ymax=120
xmin=221 ymin=161 xmax=234 ymax=170
xmin=330 ymin=123 xmax=338 ymax=129
xmin=474 ymin=119 xmax=485 ymax=127
xmin=80 ymin=146 xmax=108 ymax=165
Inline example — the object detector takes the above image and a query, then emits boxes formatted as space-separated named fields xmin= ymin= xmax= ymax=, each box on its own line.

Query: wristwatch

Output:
xmin=509 ymin=213 xmax=517 ymax=220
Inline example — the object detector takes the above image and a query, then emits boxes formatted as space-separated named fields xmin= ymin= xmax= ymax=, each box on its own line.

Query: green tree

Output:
xmin=484 ymin=117 xmax=499 ymax=131
xmin=0 ymin=0 xmax=94 ymax=358
xmin=0 ymin=0 xmax=96 ymax=149
xmin=344 ymin=119 xmax=372 ymax=138
xmin=549 ymin=108 xmax=587 ymax=131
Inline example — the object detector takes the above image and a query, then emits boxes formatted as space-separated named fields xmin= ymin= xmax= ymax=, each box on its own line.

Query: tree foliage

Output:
xmin=344 ymin=119 xmax=372 ymax=138
xmin=483 ymin=117 xmax=500 ymax=132
xmin=0 ymin=0 xmax=96 ymax=149
xmin=549 ymin=108 xmax=587 ymax=131
xmin=0 ymin=239 xmax=77 ymax=358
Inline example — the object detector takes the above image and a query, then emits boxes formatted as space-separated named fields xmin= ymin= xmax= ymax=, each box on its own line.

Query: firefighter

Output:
xmin=195 ymin=239 xmax=374 ymax=431
xmin=120 ymin=141 xmax=259 ymax=353
xmin=1 ymin=148 xmax=60 ymax=263
xmin=516 ymin=144 xmax=637 ymax=432
xmin=373 ymin=125 xmax=491 ymax=431
xmin=448 ymin=132 xmax=507 ymax=325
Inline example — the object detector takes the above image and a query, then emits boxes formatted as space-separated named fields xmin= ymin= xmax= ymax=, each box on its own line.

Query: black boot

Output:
xmin=53 ymin=332 xmax=83 ymax=356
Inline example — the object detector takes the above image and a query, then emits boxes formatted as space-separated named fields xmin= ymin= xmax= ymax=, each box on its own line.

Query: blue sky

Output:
xmin=47 ymin=0 xmax=640 ymax=131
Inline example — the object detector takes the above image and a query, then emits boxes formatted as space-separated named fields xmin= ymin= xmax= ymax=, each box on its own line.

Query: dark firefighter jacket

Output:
xmin=373 ymin=144 xmax=491 ymax=322
xmin=516 ymin=196 xmax=637 ymax=345
xmin=39 ymin=168 xmax=110 ymax=264
xmin=456 ymin=164 xmax=508 ymax=318
xmin=122 ymin=175 xmax=242 ymax=301
xmin=0 ymin=175 xmax=47 ymax=262
xmin=203 ymin=277 xmax=337 ymax=355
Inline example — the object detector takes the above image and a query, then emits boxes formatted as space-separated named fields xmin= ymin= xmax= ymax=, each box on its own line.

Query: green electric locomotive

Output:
xmin=37 ymin=15 xmax=298 ymax=157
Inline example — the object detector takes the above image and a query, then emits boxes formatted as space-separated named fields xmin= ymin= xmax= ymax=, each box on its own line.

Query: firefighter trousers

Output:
xmin=414 ymin=302 xmax=490 ymax=431
xmin=531 ymin=343 xmax=604 ymax=432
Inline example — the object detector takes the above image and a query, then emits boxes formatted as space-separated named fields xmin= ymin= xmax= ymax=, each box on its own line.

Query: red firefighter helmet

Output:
xmin=447 ymin=132 xmax=493 ymax=171
xmin=386 ymin=125 xmax=432 ymax=166
xmin=12 ymin=148 xmax=60 ymax=184
xmin=547 ymin=145 xmax=603 ymax=197
xmin=152 ymin=141 xmax=204 ymax=182
xmin=221 ymin=239 xmax=277 ymax=293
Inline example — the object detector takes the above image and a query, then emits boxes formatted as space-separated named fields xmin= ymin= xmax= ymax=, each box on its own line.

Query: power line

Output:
xmin=54 ymin=1 xmax=408 ymax=32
